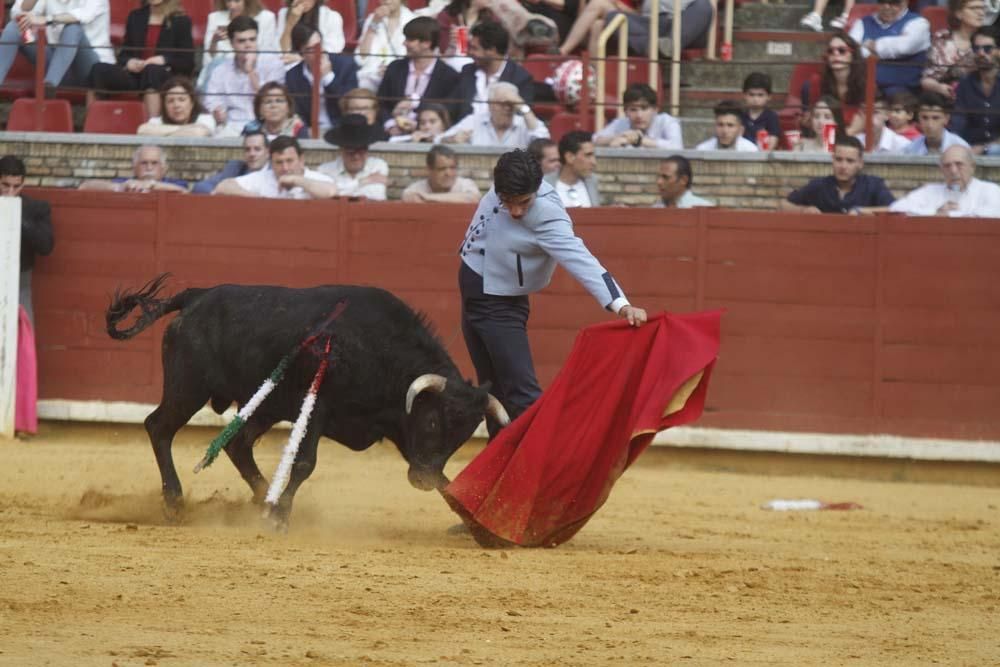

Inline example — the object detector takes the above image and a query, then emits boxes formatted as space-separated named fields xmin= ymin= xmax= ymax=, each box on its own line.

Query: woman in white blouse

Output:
xmin=197 ymin=0 xmax=277 ymax=89
xmin=138 ymin=76 xmax=217 ymax=137
xmin=355 ymin=0 xmax=415 ymax=90
xmin=277 ymin=0 xmax=345 ymax=62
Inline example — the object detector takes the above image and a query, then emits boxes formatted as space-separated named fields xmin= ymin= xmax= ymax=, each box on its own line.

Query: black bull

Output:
xmin=106 ymin=275 xmax=508 ymax=527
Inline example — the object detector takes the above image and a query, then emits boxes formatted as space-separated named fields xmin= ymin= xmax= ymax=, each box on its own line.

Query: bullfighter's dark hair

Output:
xmin=493 ymin=149 xmax=542 ymax=198
xmin=0 ymin=155 xmax=26 ymax=178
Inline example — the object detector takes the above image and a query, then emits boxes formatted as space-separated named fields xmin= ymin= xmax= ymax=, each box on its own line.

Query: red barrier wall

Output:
xmin=28 ymin=189 xmax=1000 ymax=442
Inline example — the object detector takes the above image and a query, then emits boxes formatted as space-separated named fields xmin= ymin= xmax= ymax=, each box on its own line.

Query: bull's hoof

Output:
xmin=162 ymin=497 xmax=185 ymax=524
xmin=262 ymin=503 xmax=290 ymax=533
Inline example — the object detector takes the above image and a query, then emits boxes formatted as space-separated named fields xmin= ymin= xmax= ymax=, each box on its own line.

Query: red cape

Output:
xmin=442 ymin=311 xmax=721 ymax=548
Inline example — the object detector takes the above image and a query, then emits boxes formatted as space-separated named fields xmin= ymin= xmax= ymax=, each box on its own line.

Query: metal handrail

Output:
xmin=595 ymin=13 xmax=628 ymax=133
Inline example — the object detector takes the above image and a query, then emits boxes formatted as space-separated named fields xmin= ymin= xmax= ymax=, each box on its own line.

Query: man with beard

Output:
xmin=779 ymin=135 xmax=895 ymax=214
xmin=951 ymin=28 xmax=1000 ymax=156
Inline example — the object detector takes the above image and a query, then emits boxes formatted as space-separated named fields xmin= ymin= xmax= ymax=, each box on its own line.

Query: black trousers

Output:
xmin=89 ymin=62 xmax=172 ymax=94
xmin=459 ymin=261 xmax=541 ymax=437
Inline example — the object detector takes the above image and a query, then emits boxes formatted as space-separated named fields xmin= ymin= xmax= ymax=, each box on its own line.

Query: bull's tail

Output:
xmin=106 ymin=273 xmax=208 ymax=340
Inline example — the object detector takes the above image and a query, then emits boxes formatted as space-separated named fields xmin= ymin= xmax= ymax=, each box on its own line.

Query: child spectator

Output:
xmin=854 ymin=95 xmax=911 ymax=154
xmin=695 ymin=100 xmax=758 ymax=151
xmin=902 ymin=91 xmax=971 ymax=155
xmin=593 ymin=83 xmax=683 ymax=149
xmin=795 ymin=95 xmax=844 ymax=152
xmin=389 ymin=103 xmax=452 ymax=143
xmin=887 ymin=91 xmax=922 ymax=140
xmin=740 ymin=72 xmax=783 ymax=151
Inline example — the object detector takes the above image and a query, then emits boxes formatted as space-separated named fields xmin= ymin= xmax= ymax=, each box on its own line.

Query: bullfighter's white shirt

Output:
xmin=889 ymin=178 xmax=1000 ymax=217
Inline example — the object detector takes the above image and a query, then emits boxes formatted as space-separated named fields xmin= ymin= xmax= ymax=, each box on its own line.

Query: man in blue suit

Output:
xmin=285 ymin=23 xmax=359 ymax=133
xmin=458 ymin=149 xmax=647 ymax=433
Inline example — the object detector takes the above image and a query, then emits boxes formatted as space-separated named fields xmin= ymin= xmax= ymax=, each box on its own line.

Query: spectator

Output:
xmin=201 ymin=15 xmax=285 ymax=136
xmin=215 ymin=135 xmax=336 ymax=198
xmin=79 ymin=145 xmax=188 ymax=193
xmin=604 ymin=0 xmax=714 ymax=57
xmin=356 ymin=0 xmax=417 ymax=91
xmin=319 ymin=113 xmax=390 ymax=199
xmin=780 ymin=135 xmax=895 ymax=214
xmin=801 ymin=32 xmax=867 ymax=134
xmin=0 ymin=0 xmax=114 ymax=96
xmin=920 ymin=0 xmax=986 ymax=98
xmin=192 ymin=128 xmax=270 ymax=194
xmin=244 ymin=81 xmax=307 ymax=139
xmin=903 ymin=91 xmax=971 ymax=153
xmin=378 ymin=17 xmax=461 ymax=136
xmin=800 ymin=0 xmax=854 ymax=32
xmin=890 ymin=144 xmax=1000 ymax=215
xmin=740 ymin=72 xmax=783 ymax=151
xmin=528 ymin=137 xmax=560 ymax=175
xmin=138 ymin=76 xmax=216 ymax=137
xmin=695 ymin=100 xmax=758 ymax=151
xmin=389 ymin=102 xmax=453 ymax=142
xmin=849 ymin=0 xmax=931 ymax=97
xmin=795 ymin=95 xmax=845 ymax=152
xmin=436 ymin=0 xmax=495 ymax=57
xmin=951 ymin=27 xmax=1000 ymax=154
xmin=887 ymin=90 xmax=923 ymax=138
xmin=88 ymin=0 xmax=195 ymax=119
xmin=855 ymin=95 xmax=912 ymax=153
xmin=593 ymin=83 xmax=683 ymax=149
xmin=653 ymin=155 xmax=713 ymax=208
xmin=544 ymin=130 xmax=601 ymax=208
xmin=284 ymin=23 xmax=359 ymax=134
xmin=401 ymin=144 xmax=481 ymax=202
xmin=198 ymin=0 xmax=277 ymax=90
xmin=559 ymin=0 xmax=635 ymax=56
xmin=441 ymin=80 xmax=550 ymax=147
xmin=451 ymin=20 xmax=534 ymax=121
xmin=277 ymin=0 xmax=345 ymax=63
xmin=0 ymin=155 xmax=53 ymax=438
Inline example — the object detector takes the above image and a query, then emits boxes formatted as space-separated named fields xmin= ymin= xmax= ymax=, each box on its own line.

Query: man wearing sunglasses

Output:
xmin=848 ymin=0 xmax=930 ymax=97
xmin=951 ymin=28 xmax=1000 ymax=156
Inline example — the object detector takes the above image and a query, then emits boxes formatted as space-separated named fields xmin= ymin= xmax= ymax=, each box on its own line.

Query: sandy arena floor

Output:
xmin=0 ymin=423 xmax=998 ymax=666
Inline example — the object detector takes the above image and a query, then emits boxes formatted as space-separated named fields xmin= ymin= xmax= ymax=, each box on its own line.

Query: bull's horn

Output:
xmin=485 ymin=394 xmax=510 ymax=426
xmin=405 ymin=374 xmax=448 ymax=414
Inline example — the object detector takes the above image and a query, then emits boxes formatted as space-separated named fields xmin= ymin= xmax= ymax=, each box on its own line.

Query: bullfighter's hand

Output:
xmin=618 ymin=305 xmax=647 ymax=327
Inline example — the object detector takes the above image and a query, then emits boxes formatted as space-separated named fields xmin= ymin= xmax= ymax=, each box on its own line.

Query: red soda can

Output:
xmin=455 ymin=26 xmax=468 ymax=56
xmin=756 ymin=129 xmax=769 ymax=150
xmin=22 ymin=27 xmax=35 ymax=44
xmin=720 ymin=42 xmax=732 ymax=62
xmin=822 ymin=123 xmax=837 ymax=152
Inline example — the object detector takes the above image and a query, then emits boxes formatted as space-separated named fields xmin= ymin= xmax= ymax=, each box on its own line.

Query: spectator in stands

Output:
xmin=356 ymin=0 xmax=417 ymax=91
xmin=401 ymin=144 xmax=481 ymax=202
xmin=799 ymin=0 xmax=854 ymax=33
xmin=951 ymin=27 xmax=1000 ymax=154
xmin=890 ymin=144 xmax=1000 ymax=215
xmin=198 ymin=0 xmax=278 ymax=90
xmin=887 ymin=90 xmax=923 ymax=138
xmin=319 ymin=114 xmax=390 ymax=199
xmin=849 ymin=0 xmax=931 ymax=96
xmin=278 ymin=0 xmax=346 ymax=64
xmin=389 ymin=102 xmax=452 ymax=142
xmin=801 ymin=32 xmax=867 ymax=135
xmin=696 ymin=101 xmax=758 ymax=151
xmin=558 ymin=0 xmax=635 ymax=56
xmin=0 ymin=155 xmax=53 ymax=438
xmin=441 ymin=80 xmax=550 ymax=148
xmin=88 ymin=0 xmax=195 ymax=119
xmin=436 ymin=0 xmax=495 ymax=58
xmin=653 ymin=155 xmax=713 ymax=208
xmin=79 ymin=145 xmax=188 ymax=193
xmin=603 ymin=0 xmax=714 ymax=57
xmin=192 ymin=128 xmax=271 ymax=194
xmin=796 ymin=96 xmax=845 ymax=152
xmin=216 ymin=135 xmax=337 ymax=199
xmin=903 ymin=91 xmax=970 ymax=153
xmin=245 ymin=81 xmax=307 ymax=139
xmin=780 ymin=135 xmax=895 ymax=214
xmin=740 ymin=72 xmax=783 ymax=151
xmin=285 ymin=23 xmax=359 ymax=134
xmin=338 ymin=87 xmax=391 ymax=140
xmin=138 ymin=76 xmax=216 ymax=137
xmin=451 ymin=21 xmax=534 ymax=121
xmin=528 ymin=137 xmax=560 ymax=175
xmin=920 ymin=0 xmax=986 ymax=99
xmin=544 ymin=130 xmax=601 ymax=208
xmin=203 ymin=15 xmax=286 ymax=136
xmin=0 ymin=0 xmax=114 ymax=97
xmin=378 ymin=17 xmax=461 ymax=136
xmin=593 ymin=83 xmax=683 ymax=150
xmin=854 ymin=95 xmax=912 ymax=153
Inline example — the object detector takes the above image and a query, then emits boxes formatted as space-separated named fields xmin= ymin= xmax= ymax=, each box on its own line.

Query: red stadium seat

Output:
xmin=524 ymin=54 xmax=561 ymax=82
xmin=0 ymin=53 xmax=36 ymax=99
xmin=845 ymin=3 xmax=879 ymax=30
xmin=109 ymin=0 xmax=134 ymax=45
xmin=921 ymin=6 xmax=949 ymax=34
xmin=777 ymin=61 xmax=822 ymax=133
xmin=5 ymin=98 xmax=74 ymax=132
xmin=83 ymin=100 xmax=148 ymax=134
xmin=187 ymin=0 xmax=215 ymax=46
xmin=548 ymin=111 xmax=586 ymax=144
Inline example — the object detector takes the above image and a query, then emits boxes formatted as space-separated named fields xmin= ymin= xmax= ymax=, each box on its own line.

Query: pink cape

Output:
xmin=16 ymin=305 xmax=38 ymax=435
xmin=442 ymin=311 xmax=721 ymax=548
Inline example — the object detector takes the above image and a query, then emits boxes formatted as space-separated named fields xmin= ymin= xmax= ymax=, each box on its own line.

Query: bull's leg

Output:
xmin=223 ymin=413 xmax=276 ymax=505
xmin=265 ymin=411 xmax=325 ymax=530
xmin=144 ymin=393 xmax=208 ymax=521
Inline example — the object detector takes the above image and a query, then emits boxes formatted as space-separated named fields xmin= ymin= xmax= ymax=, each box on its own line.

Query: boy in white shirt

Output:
xmin=695 ymin=100 xmax=759 ymax=152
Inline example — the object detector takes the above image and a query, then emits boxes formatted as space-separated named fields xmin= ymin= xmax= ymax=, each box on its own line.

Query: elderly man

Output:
xmin=889 ymin=145 xmax=1000 ymax=216
xmin=214 ymin=135 xmax=336 ymax=199
xmin=441 ymin=81 xmax=549 ymax=149
xmin=401 ymin=145 xmax=480 ymax=203
xmin=203 ymin=15 xmax=286 ymax=137
xmin=780 ymin=135 xmax=895 ymax=214
xmin=319 ymin=114 xmax=389 ymax=200
xmin=192 ymin=129 xmax=270 ymax=194
xmin=653 ymin=155 xmax=713 ymax=208
xmin=849 ymin=0 xmax=930 ymax=96
xmin=79 ymin=145 xmax=188 ymax=192
xmin=544 ymin=130 xmax=601 ymax=208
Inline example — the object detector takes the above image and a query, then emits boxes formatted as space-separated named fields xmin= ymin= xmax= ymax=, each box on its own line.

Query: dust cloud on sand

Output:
xmin=1 ymin=422 xmax=998 ymax=666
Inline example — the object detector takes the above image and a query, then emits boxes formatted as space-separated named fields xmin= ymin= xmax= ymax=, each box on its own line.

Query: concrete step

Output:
xmin=673 ymin=59 xmax=798 ymax=89
xmin=730 ymin=30 xmax=827 ymax=61
xmin=733 ymin=2 xmax=815 ymax=31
